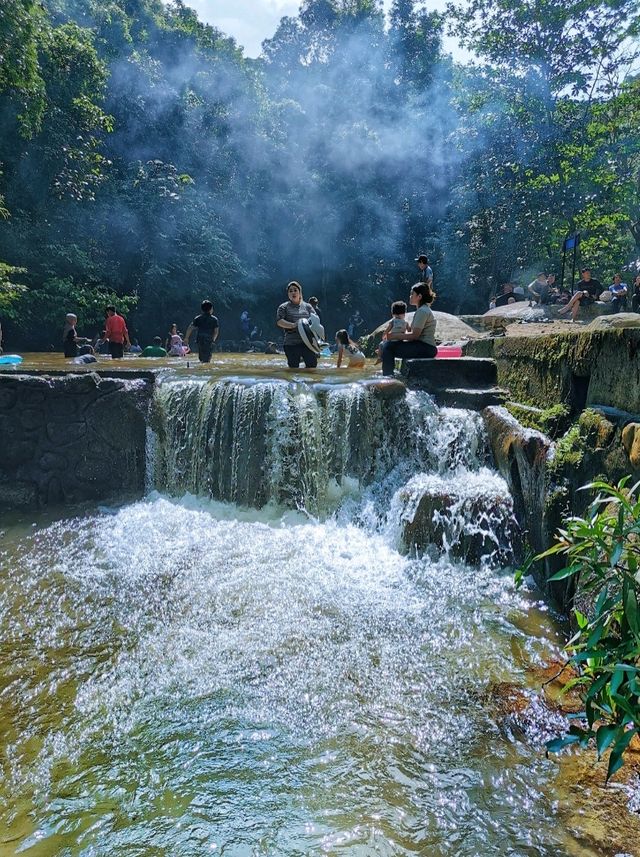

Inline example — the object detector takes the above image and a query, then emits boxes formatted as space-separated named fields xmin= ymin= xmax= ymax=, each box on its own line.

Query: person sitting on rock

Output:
xmin=375 ymin=301 xmax=409 ymax=365
xmin=528 ymin=273 xmax=550 ymax=305
xmin=558 ymin=268 xmax=602 ymax=322
xmin=494 ymin=283 xmax=523 ymax=307
xmin=632 ymin=275 xmax=640 ymax=313
xmin=380 ymin=283 xmax=437 ymax=376
xmin=608 ymin=274 xmax=628 ymax=312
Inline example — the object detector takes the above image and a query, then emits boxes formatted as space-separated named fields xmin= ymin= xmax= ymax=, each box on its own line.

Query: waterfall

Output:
xmin=150 ymin=379 xmax=514 ymax=566
xmin=151 ymin=378 xmax=415 ymax=514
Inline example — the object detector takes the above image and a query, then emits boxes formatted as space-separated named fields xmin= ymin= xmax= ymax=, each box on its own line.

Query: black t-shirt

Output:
xmin=192 ymin=313 xmax=219 ymax=339
xmin=578 ymin=279 xmax=601 ymax=299
xmin=64 ymin=328 xmax=78 ymax=358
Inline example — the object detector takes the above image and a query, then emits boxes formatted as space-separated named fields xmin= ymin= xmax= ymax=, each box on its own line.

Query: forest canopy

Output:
xmin=0 ymin=0 xmax=639 ymax=344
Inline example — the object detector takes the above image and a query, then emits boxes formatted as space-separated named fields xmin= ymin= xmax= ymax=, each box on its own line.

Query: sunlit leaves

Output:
xmin=526 ymin=478 xmax=640 ymax=780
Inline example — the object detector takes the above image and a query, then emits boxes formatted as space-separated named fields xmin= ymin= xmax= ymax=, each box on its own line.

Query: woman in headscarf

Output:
xmin=276 ymin=281 xmax=318 ymax=369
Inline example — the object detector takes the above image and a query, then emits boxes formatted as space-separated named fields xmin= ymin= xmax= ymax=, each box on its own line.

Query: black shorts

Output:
xmin=109 ymin=342 xmax=124 ymax=359
xmin=198 ymin=338 xmax=214 ymax=363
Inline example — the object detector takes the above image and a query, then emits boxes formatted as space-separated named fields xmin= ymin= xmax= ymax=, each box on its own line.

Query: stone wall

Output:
xmin=483 ymin=405 xmax=640 ymax=610
xmin=467 ymin=329 xmax=640 ymax=412
xmin=0 ymin=373 xmax=153 ymax=509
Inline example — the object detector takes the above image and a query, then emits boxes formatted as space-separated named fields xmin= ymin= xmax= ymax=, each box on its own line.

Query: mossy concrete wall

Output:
xmin=467 ymin=329 xmax=640 ymax=412
xmin=0 ymin=373 xmax=153 ymax=509
xmin=484 ymin=404 xmax=640 ymax=610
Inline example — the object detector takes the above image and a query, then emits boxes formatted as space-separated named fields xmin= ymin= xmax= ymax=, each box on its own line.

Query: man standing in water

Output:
xmin=105 ymin=305 xmax=130 ymax=359
xmin=185 ymin=299 xmax=219 ymax=363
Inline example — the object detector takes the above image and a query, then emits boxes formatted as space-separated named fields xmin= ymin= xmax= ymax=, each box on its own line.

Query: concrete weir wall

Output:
xmin=466 ymin=328 xmax=640 ymax=412
xmin=0 ymin=373 xmax=153 ymax=509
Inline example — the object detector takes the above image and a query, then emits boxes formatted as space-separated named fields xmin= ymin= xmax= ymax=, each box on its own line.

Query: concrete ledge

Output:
xmin=402 ymin=357 xmax=498 ymax=387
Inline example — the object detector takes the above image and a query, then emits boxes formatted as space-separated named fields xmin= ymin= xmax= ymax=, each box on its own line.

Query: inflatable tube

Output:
xmin=298 ymin=318 xmax=323 ymax=354
xmin=0 ymin=354 xmax=23 ymax=365
xmin=436 ymin=345 xmax=462 ymax=359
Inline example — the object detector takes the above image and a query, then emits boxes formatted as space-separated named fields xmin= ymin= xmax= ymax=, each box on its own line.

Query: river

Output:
xmin=0 ymin=370 xmax=637 ymax=855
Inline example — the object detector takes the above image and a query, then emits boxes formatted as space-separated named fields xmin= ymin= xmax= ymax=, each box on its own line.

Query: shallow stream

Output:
xmin=0 ymin=370 xmax=638 ymax=856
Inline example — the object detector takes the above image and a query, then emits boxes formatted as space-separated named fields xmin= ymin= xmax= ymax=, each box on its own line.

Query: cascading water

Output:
xmin=2 ymin=373 xmax=637 ymax=854
xmin=151 ymin=378 xmax=512 ymax=564
xmin=151 ymin=378 xmax=416 ymax=515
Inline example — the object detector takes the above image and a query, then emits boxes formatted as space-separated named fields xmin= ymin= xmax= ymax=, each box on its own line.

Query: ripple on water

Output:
xmin=0 ymin=496 xmax=621 ymax=855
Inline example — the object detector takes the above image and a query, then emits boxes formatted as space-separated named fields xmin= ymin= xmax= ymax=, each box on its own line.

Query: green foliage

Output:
xmin=0 ymin=0 xmax=47 ymax=134
xmin=1 ymin=0 xmax=640 ymax=343
xmin=522 ymin=478 xmax=640 ymax=780
xmin=0 ymin=261 xmax=28 ymax=319
xmin=16 ymin=276 xmax=137 ymax=336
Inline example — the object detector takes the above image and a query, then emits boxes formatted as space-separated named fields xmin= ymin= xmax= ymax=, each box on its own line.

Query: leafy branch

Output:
xmin=520 ymin=477 xmax=640 ymax=781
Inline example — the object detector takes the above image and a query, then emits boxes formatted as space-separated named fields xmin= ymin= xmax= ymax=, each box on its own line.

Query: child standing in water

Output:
xmin=374 ymin=301 xmax=409 ymax=365
xmin=336 ymin=329 xmax=366 ymax=368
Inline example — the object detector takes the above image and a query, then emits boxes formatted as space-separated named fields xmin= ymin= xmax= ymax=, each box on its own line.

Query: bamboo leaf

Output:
xmin=596 ymin=724 xmax=620 ymax=758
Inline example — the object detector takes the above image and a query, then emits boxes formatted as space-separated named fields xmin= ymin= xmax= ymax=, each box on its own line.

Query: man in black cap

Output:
xmin=415 ymin=254 xmax=433 ymax=286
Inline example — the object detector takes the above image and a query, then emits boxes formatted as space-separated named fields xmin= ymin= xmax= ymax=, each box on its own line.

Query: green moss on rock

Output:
xmin=505 ymin=402 xmax=571 ymax=439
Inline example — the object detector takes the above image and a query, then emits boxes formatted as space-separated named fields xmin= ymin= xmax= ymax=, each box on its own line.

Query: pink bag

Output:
xmin=436 ymin=345 xmax=462 ymax=358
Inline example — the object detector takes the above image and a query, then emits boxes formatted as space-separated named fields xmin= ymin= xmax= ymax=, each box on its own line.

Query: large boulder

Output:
xmin=622 ymin=422 xmax=640 ymax=467
xmin=396 ymin=472 xmax=517 ymax=565
xmin=369 ymin=310 xmax=481 ymax=342
xmin=587 ymin=312 xmax=640 ymax=330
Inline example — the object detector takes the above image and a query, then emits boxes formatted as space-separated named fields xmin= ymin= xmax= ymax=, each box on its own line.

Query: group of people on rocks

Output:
xmin=490 ymin=269 xmax=640 ymax=322
xmin=47 ymin=255 xmax=640 ymax=375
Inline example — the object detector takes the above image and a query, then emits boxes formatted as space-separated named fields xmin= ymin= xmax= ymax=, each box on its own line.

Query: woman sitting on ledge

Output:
xmin=380 ymin=283 xmax=437 ymax=377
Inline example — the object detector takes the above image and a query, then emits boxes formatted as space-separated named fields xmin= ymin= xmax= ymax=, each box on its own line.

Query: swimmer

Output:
xmin=336 ymin=329 xmax=366 ymax=369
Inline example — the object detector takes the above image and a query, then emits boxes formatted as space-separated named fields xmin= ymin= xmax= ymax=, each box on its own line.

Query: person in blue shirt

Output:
xmin=608 ymin=273 xmax=628 ymax=312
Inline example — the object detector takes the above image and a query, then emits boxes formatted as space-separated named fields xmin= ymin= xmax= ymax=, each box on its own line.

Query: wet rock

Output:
xmin=20 ymin=408 xmax=45 ymax=431
xmin=38 ymin=451 xmax=67 ymax=471
xmin=399 ymin=477 xmax=516 ymax=564
xmin=0 ymin=387 xmax=17 ymax=411
xmin=0 ymin=439 xmax=36 ymax=468
xmin=622 ymin=422 xmax=640 ymax=467
xmin=361 ymin=378 xmax=406 ymax=399
xmin=0 ymin=373 xmax=153 ymax=509
xmin=467 ymin=329 xmax=640 ymax=415
xmin=0 ymin=479 xmax=37 ymax=507
xmin=46 ymin=420 xmax=87 ymax=446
